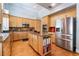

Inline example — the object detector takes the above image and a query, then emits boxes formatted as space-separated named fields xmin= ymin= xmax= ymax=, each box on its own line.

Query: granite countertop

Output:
xmin=0 ymin=33 xmax=9 ymax=42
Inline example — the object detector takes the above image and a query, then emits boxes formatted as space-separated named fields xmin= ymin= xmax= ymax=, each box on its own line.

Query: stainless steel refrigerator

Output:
xmin=56 ymin=17 xmax=76 ymax=52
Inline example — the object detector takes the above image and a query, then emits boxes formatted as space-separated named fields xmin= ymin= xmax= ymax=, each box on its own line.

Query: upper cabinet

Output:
xmin=9 ymin=15 xmax=17 ymax=27
xmin=42 ymin=16 xmax=50 ymax=25
xmin=41 ymin=16 xmax=50 ymax=32
xmin=9 ymin=16 xmax=23 ymax=27
xmin=34 ymin=20 xmax=41 ymax=32
xmin=9 ymin=15 xmax=41 ymax=32
xmin=16 ymin=17 xmax=22 ymax=27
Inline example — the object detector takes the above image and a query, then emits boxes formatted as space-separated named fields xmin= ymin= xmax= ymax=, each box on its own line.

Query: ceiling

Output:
xmin=4 ymin=3 xmax=75 ymax=19
xmin=4 ymin=3 xmax=49 ymax=19
xmin=37 ymin=3 xmax=62 ymax=10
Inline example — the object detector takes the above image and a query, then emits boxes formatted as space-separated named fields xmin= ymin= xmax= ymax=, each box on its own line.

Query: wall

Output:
xmin=9 ymin=15 xmax=41 ymax=32
xmin=49 ymin=6 xmax=76 ymax=27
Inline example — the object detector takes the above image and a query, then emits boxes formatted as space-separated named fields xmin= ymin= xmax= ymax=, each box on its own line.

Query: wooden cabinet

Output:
xmin=22 ymin=18 xmax=28 ymax=24
xmin=9 ymin=16 xmax=23 ymax=27
xmin=3 ymin=36 xmax=11 ymax=56
xmin=28 ymin=33 xmax=39 ymax=54
xmin=38 ymin=36 xmax=43 ymax=55
xmin=32 ymin=34 xmax=39 ymax=52
xmin=16 ymin=17 xmax=22 ymax=27
xmin=41 ymin=16 xmax=50 ymax=34
xmin=18 ymin=32 xmax=28 ymax=39
xmin=34 ymin=20 xmax=41 ymax=32
xmin=28 ymin=32 xmax=52 ymax=56
xmin=9 ymin=15 xmax=41 ymax=32
xmin=9 ymin=16 xmax=17 ymax=27
xmin=13 ymin=32 xmax=19 ymax=41
xmin=13 ymin=32 xmax=28 ymax=41
xmin=42 ymin=16 xmax=50 ymax=27
xmin=28 ymin=33 xmax=33 ymax=46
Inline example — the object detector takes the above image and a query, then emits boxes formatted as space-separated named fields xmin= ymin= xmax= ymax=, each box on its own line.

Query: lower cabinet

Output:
xmin=13 ymin=32 xmax=28 ymax=41
xmin=3 ymin=36 xmax=11 ymax=56
xmin=28 ymin=32 xmax=52 ymax=56
xmin=28 ymin=33 xmax=42 ymax=55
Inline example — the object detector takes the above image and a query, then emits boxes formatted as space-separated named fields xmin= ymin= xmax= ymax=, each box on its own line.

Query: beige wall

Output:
xmin=49 ymin=6 xmax=76 ymax=27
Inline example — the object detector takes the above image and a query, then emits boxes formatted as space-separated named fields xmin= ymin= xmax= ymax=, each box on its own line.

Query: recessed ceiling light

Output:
xmin=51 ymin=3 xmax=56 ymax=7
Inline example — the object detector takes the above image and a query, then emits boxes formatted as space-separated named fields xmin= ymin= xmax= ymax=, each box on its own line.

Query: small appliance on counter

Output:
xmin=49 ymin=27 xmax=56 ymax=32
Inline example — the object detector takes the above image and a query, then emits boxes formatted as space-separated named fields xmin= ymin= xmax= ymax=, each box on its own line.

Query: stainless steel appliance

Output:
xmin=56 ymin=17 xmax=76 ymax=52
xmin=42 ymin=24 xmax=48 ymax=33
xmin=55 ymin=18 xmax=63 ymax=47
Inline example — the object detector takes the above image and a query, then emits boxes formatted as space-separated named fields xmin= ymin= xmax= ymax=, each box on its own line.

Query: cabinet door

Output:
xmin=0 ymin=43 xmax=2 ymax=56
xmin=33 ymin=35 xmax=38 ymax=52
xmin=38 ymin=36 xmax=43 ymax=55
xmin=3 ymin=36 xmax=11 ymax=56
xmin=28 ymin=33 xmax=32 ymax=45
xmin=30 ymin=33 xmax=33 ymax=46
xmin=18 ymin=32 xmax=28 ymax=39
xmin=35 ymin=20 xmax=41 ymax=32
xmin=9 ymin=16 xmax=17 ymax=27
xmin=16 ymin=17 xmax=22 ymax=27
xmin=23 ymin=18 xmax=29 ymax=24
xmin=13 ymin=32 xmax=19 ymax=41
